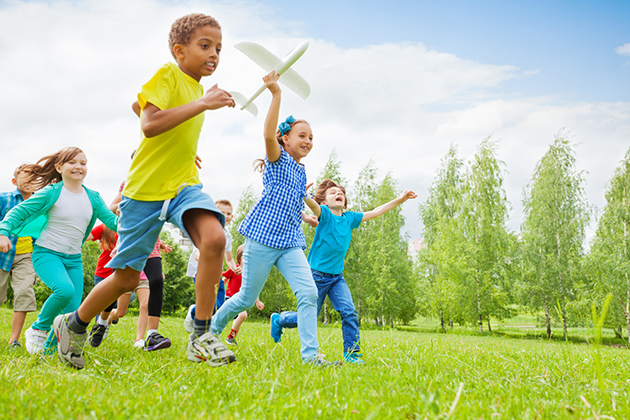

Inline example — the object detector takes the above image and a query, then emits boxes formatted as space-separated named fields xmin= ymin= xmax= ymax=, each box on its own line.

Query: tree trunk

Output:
xmin=544 ymin=302 xmax=551 ymax=338
xmin=390 ymin=315 xmax=394 ymax=328
xmin=487 ymin=316 xmax=492 ymax=332
xmin=440 ymin=308 xmax=445 ymax=331
xmin=449 ymin=318 xmax=453 ymax=329
xmin=322 ymin=300 xmax=329 ymax=325
xmin=374 ymin=316 xmax=380 ymax=327
xmin=478 ymin=313 xmax=483 ymax=333
xmin=561 ymin=303 xmax=568 ymax=341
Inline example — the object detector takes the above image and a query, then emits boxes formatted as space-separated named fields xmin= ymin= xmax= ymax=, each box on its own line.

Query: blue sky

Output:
xmin=266 ymin=0 xmax=630 ymax=102
xmin=0 ymin=0 xmax=628 ymax=242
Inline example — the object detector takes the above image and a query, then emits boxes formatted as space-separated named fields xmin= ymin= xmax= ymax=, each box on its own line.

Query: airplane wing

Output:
xmin=235 ymin=42 xmax=311 ymax=100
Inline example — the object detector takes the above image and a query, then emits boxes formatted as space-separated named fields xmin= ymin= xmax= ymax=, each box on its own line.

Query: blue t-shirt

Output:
xmin=307 ymin=205 xmax=363 ymax=275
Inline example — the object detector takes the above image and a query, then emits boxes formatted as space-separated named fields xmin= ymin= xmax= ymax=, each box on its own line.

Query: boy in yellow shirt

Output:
xmin=54 ymin=13 xmax=236 ymax=369
xmin=0 ymin=165 xmax=37 ymax=349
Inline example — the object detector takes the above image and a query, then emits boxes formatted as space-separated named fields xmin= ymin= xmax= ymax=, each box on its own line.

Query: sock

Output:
xmin=68 ymin=311 xmax=89 ymax=334
xmin=146 ymin=329 xmax=157 ymax=339
xmin=193 ymin=316 xmax=211 ymax=338
xmin=97 ymin=316 xmax=108 ymax=326
xmin=229 ymin=328 xmax=238 ymax=338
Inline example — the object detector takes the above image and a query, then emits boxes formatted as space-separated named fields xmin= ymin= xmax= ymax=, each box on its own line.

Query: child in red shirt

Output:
xmin=223 ymin=245 xmax=264 ymax=345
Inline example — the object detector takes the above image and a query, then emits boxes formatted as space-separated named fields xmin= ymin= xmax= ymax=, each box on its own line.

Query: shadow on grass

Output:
xmin=393 ymin=324 xmax=630 ymax=349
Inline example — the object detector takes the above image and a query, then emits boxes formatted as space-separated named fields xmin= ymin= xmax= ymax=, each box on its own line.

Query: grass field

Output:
xmin=1 ymin=307 xmax=629 ymax=419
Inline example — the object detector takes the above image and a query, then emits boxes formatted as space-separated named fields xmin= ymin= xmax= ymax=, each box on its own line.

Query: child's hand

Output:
xmin=202 ymin=84 xmax=235 ymax=110
xmin=159 ymin=241 xmax=172 ymax=254
xmin=263 ymin=71 xmax=281 ymax=95
xmin=195 ymin=155 xmax=202 ymax=169
xmin=399 ymin=191 xmax=418 ymax=203
xmin=0 ymin=236 xmax=12 ymax=253
xmin=255 ymin=300 xmax=265 ymax=311
xmin=234 ymin=265 xmax=242 ymax=275
xmin=303 ymin=213 xmax=319 ymax=228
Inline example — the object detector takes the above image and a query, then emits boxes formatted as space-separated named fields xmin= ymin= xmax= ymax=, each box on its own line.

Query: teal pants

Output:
xmin=31 ymin=245 xmax=83 ymax=333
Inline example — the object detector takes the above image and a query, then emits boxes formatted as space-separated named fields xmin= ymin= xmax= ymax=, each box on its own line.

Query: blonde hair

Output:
xmin=21 ymin=147 xmax=84 ymax=190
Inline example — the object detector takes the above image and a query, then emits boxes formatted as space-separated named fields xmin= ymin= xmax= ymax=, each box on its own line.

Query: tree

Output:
xmin=588 ymin=147 xmax=630 ymax=342
xmin=461 ymin=138 xmax=512 ymax=332
xmin=520 ymin=131 xmax=590 ymax=339
xmin=417 ymin=144 xmax=467 ymax=330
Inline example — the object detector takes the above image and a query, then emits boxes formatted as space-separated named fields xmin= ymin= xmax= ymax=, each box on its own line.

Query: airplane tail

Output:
xmin=230 ymin=91 xmax=259 ymax=116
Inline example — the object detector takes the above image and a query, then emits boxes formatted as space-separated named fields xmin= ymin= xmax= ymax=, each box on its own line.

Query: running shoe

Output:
xmin=88 ymin=322 xmax=109 ymax=348
xmin=270 ymin=313 xmax=283 ymax=343
xmin=53 ymin=314 xmax=87 ymax=370
xmin=144 ymin=332 xmax=171 ymax=351
xmin=343 ymin=351 xmax=364 ymax=364
xmin=187 ymin=332 xmax=236 ymax=367
xmin=184 ymin=304 xmax=195 ymax=333
xmin=25 ymin=327 xmax=47 ymax=354
xmin=225 ymin=335 xmax=237 ymax=346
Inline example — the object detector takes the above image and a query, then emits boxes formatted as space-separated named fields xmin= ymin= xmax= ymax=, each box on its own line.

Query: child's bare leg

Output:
xmin=232 ymin=311 xmax=248 ymax=333
xmin=135 ymin=288 xmax=150 ymax=341
xmin=10 ymin=311 xmax=27 ymax=343
xmin=110 ymin=294 xmax=131 ymax=322
xmin=183 ymin=209 xmax=225 ymax=322
xmin=77 ymin=267 xmax=140 ymax=323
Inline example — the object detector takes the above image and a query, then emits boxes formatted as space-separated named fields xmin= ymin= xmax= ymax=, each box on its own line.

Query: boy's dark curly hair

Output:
xmin=168 ymin=13 xmax=221 ymax=59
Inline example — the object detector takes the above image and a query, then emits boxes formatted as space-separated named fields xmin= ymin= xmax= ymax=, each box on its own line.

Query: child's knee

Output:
xmin=238 ymin=312 xmax=248 ymax=322
xmin=296 ymin=285 xmax=318 ymax=305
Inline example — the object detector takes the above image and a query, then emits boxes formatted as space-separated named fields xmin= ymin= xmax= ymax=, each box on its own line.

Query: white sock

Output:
xmin=146 ymin=329 xmax=158 ymax=339
xmin=97 ymin=316 xmax=108 ymax=326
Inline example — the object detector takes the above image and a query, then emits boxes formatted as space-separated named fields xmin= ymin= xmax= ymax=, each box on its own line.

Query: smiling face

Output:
xmin=323 ymin=186 xmax=347 ymax=211
xmin=174 ymin=25 xmax=222 ymax=81
xmin=282 ymin=122 xmax=313 ymax=163
xmin=217 ymin=203 xmax=233 ymax=225
xmin=55 ymin=152 xmax=87 ymax=183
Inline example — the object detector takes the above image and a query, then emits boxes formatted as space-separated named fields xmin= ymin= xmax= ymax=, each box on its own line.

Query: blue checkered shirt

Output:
xmin=239 ymin=149 xmax=307 ymax=249
xmin=0 ymin=189 xmax=26 ymax=271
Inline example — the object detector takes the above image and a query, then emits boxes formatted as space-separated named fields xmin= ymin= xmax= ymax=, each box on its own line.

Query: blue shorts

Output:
xmin=106 ymin=184 xmax=224 ymax=272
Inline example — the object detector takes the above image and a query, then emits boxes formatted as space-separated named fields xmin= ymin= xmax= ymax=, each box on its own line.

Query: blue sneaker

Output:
xmin=270 ymin=313 xmax=283 ymax=343
xmin=343 ymin=351 xmax=364 ymax=364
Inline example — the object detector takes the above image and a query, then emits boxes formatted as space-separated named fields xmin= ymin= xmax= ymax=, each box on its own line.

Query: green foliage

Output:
xmin=519 ymin=130 xmax=591 ymax=339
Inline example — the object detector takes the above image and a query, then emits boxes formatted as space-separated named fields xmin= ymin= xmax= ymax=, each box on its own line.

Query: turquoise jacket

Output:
xmin=0 ymin=182 xmax=118 ymax=245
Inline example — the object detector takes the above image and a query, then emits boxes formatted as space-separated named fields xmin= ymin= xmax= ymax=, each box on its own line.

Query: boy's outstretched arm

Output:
xmin=302 ymin=182 xmax=321 ymax=218
xmin=141 ymin=85 xmax=234 ymax=138
xmin=362 ymin=190 xmax=417 ymax=222
xmin=263 ymin=71 xmax=282 ymax=163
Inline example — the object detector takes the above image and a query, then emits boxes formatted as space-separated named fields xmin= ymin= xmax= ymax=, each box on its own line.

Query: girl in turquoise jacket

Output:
xmin=0 ymin=147 xmax=118 ymax=354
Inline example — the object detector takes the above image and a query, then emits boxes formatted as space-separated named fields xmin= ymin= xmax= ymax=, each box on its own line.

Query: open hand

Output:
xmin=399 ymin=191 xmax=418 ymax=203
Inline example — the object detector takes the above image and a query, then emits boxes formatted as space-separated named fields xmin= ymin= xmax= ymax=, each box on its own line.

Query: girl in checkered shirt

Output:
xmin=211 ymin=71 xmax=336 ymax=365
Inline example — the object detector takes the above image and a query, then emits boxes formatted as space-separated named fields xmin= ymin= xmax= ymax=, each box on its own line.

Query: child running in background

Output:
xmin=0 ymin=165 xmax=38 ymax=349
xmin=54 ymin=13 xmax=236 ymax=370
xmin=211 ymin=70 xmax=335 ymax=365
xmin=271 ymin=179 xmax=417 ymax=363
xmin=0 ymin=147 xmax=118 ymax=355
xmin=184 ymin=199 xmax=240 ymax=332
xmin=223 ymin=245 xmax=264 ymax=345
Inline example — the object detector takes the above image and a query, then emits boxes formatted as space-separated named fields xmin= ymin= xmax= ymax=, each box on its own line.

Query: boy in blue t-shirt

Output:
xmin=271 ymin=179 xmax=416 ymax=363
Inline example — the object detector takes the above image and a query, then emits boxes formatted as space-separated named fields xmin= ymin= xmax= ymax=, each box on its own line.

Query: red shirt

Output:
xmin=91 ymin=224 xmax=118 ymax=278
xmin=223 ymin=266 xmax=242 ymax=298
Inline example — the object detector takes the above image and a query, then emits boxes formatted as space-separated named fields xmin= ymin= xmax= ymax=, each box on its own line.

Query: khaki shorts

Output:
xmin=123 ymin=279 xmax=150 ymax=295
xmin=0 ymin=253 xmax=37 ymax=312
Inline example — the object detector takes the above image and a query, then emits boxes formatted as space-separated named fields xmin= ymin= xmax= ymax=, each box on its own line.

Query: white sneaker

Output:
xmin=184 ymin=304 xmax=195 ymax=333
xmin=25 ymin=327 xmax=48 ymax=354
xmin=187 ymin=332 xmax=236 ymax=366
xmin=133 ymin=339 xmax=145 ymax=348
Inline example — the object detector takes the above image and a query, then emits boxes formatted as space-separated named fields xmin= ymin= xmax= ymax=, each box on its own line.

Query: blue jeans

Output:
xmin=212 ymin=238 xmax=318 ymax=361
xmin=279 ymin=269 xmax=360 ymax=353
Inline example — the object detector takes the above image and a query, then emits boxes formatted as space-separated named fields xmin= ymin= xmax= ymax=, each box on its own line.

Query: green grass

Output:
xmin=1 ymin=307 xmax=629 ymax=419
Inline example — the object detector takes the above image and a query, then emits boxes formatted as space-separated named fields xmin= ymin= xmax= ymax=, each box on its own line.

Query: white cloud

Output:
xmin=0 ymin=0 xmax=628 ymax=243
xmin=615 ymin=43 xmax=630 ymax=56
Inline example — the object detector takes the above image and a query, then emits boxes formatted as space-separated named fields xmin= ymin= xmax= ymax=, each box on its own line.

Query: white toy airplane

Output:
xmin=231 ymin=40 xmax=311 ymax=116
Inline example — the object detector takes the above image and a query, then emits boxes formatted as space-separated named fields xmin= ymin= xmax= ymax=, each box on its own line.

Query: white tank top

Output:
xmin=37 ymin=186 xmax=93 ymax=254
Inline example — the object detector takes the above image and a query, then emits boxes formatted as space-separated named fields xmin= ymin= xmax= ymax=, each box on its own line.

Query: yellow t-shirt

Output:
xmin=124 ymin=62 xmax=205 ymax=201
xmin=15 ymin=236 xmax=33 ymax=255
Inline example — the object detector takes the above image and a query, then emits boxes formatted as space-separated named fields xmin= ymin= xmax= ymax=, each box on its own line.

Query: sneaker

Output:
xmin=53 ymin=314 xmax=87 ymax=370
xmin=343 ymin=351 xmax=364 ymax=364
xmin=25 ymin=327 xmax=48 ymax=354
xmin=308 ymin=358 xmax=343 ymax=368
xmin=184 ymin=304 xmax=195 ymax=333
xmin=9 ymin=340 xmax=21 ymax=350
xmin=88 ymin=323 xmax=110 ymax=348
xmin=133 ymin=339 xmax=145 ymax=348
xmin=144 ymin=332 xmax=171 ymax=351
xmin=187 ymin=332 xmax=236 ymax=367
xmin=225 ymin=335 xmax=237 ymax=346
xmin=270 ymin=313 xmax=283 ymax=343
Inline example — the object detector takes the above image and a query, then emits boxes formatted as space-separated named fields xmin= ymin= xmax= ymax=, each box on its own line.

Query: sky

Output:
xmin=0 ymin=0 xmax=629 ymax=243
